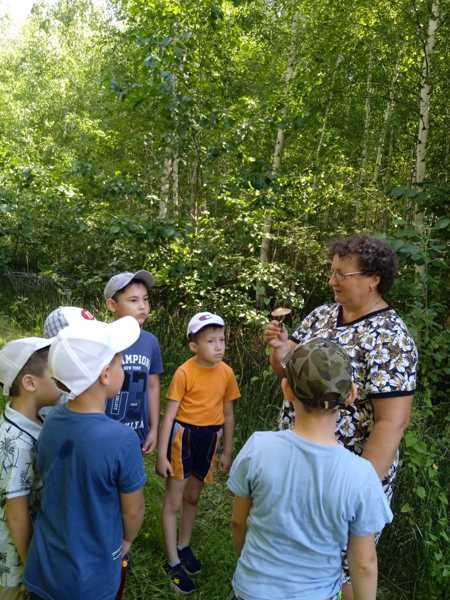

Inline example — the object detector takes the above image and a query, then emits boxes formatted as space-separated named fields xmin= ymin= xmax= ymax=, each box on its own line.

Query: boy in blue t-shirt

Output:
xmin=228 ymin=339 xmax=393 ymax=600
xmin=24 ymin=316 xmax=146 ymax=600
xmin=104 ymin=270 xmax=163 ymax=452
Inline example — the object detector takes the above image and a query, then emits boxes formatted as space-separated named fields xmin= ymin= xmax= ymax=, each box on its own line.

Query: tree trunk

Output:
xmin=258 ymin=13 xmax=301 ymax=267
xmin=313 ymin=53 xmax=343 ymax=188
xmin=413 ymin=0 xmax=440 ymax=296
xmin=172 ymin=156 xmax=179 ymax=212
xmin=414 ymin=0 xmax=440 ymax=186
xmin=159 ymin=157 xmax=173 ymax=219
xmin=372 ymin=62 xmax=400 ymax=186
xmin=360 ymin=50 xmax=373 ymax=182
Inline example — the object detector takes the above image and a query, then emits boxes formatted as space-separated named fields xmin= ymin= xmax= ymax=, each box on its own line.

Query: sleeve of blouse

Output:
xmin=365 ymin=328 xmax=418 ymax=399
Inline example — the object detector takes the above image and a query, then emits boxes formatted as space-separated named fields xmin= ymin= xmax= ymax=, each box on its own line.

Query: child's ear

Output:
xmin=21 ymin=374 xmax=37 ymax=393
xmin=281 ymin=378 xmax=296 ymax=404
xmin=345 ymin=383 xmax=358 ymax=406
xmin=98 ymin=364 xmax=111 ymax=386
xmin=188 ymin=340 xmax=197 ymax=353
xmin=106 ymin=298 xmax=117 ymax=314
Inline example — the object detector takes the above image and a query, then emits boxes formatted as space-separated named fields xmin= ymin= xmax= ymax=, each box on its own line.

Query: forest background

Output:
xmin=0 ymin=0 xmax=449 ymax=598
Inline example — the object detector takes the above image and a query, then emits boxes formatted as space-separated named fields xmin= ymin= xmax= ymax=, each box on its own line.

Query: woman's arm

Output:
xmin=231 ymin=495 xmax=252 ymax=556
xmin=363 ymin=395 xmax=413 ymax=480
xmin=263 ymin=320 xmax=297 ymax=377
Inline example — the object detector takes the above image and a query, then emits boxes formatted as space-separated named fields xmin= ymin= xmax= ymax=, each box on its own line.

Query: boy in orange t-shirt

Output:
xmin=157 ymin=312 xmax=240 ymax=594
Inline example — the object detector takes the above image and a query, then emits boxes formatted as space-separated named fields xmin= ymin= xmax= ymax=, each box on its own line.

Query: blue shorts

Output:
xmin=168 ymin=420 xmax=222 ymax=482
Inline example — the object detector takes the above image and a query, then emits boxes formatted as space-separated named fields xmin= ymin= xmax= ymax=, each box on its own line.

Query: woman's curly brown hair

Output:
xmin=328 ymin=234 xmax=399 ymax=295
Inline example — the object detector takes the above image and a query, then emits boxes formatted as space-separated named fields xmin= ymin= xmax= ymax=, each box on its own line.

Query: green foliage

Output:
xmin=0 ymin=0 xmax=449 ymax=598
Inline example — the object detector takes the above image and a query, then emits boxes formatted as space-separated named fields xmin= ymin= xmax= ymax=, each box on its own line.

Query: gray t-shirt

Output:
xmin=228 ymin=431 xmax=393 ymax=600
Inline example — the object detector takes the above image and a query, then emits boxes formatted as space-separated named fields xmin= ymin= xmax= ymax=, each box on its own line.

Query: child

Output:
xmin=157 ymin=311 xmax=240 ymax=593
xmin=0 ymin=337 xmax=60 ymax=598
xmin=39 ymin=306 xmax=97 ymax=420
xmin=228 ymin=338 xmax=393 ymax=600
xmin=104 ymin=270 xmax=163 ymax=453
xmin=43 ymin=305 xmax=96 ymax=338
xmin=23 ymin=316 xmax=146 ymax=600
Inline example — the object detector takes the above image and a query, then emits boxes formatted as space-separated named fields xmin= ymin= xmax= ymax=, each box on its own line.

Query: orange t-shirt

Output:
xmin=167 ymin=357 xmax=240 ymax=426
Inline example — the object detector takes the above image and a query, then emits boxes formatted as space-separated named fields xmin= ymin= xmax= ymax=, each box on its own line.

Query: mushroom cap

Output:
xmin=271 ymin=307 xmax=292 ymax=318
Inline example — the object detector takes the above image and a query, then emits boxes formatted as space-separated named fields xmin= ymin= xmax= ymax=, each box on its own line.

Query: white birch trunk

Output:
xmin=360 ymin=51 xmax=373 ymax=181
xmin=159 ymin=157 xmax=173 ymax=219
xmin=172 ymin=156 xmax=179 ymax=213
xmin=259 ymin=14 xmax=300 ymax=265
xmin=372 ymin=62 xmax=400 ymax=186
xmin=414 ymin=0 xmax=440 ymax=185
xmin=383 ymin=124 xmax=395 ymax=189
xmin=313 ymin=53 xmax=343 ymax=188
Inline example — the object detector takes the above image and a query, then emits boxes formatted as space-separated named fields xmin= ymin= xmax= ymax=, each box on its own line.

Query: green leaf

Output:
xmin=415 ymin=486 xmax=426 ymax=499
xmin=432 ymin=218 xmax=450 ymax=230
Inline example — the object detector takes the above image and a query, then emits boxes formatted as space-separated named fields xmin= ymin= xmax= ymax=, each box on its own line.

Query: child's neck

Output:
xmin=193 ymin=355 xmax=218 ymax=369
xmin=292 ymin=404 xmax=338 ymax=446
xmin=66 ymin=387 xmax=107 ymax=414
xmin=9 ymin=395 xmax=41 ymax=424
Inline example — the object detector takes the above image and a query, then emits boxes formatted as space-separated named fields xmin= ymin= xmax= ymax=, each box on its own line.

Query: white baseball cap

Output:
xmin=103 ymin=270 xmax=154 ymax=300
xmin=187 ymin=312 xmax=225 ymax=339
xmin=44 ymin=306 xmax=96 ymax=338
xmin=0 ymin=337 xmax=54 ymax=396
xmin=48 ymin=316 xmax=140 ymax=396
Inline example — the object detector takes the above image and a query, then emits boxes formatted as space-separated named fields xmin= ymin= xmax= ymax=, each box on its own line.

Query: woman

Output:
xmin=264 ymin=234 xmax=417 ymax=600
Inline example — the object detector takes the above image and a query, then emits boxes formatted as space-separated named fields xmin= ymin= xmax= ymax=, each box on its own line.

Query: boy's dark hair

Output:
xmin=112 ymin=277 xmax=150 ymax=301
xmin=9 ymin=347 xmax=50 ymax=397
xmin=188 ymin=324 xmax=224 ymax=343
xmin=328 ymin=234 xmax=399 ymax=295
xmin=298 ymin=393 xmax=341 ymax=414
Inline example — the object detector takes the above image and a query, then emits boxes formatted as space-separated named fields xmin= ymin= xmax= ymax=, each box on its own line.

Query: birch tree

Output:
xmin=414 ymin=0 xmax=440 ymax=186
xmin=259 ymin=13 xmax=301 ymax=267
xmin=372 ymin=62 xmax=400 ymax=186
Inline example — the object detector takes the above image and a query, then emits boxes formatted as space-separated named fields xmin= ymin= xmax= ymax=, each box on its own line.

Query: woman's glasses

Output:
xmin=329 ymin=270 xmax=367 ymax=281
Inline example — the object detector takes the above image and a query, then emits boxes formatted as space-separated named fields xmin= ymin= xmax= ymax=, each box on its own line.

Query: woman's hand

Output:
xmin=263 ymin=320 xmax=289 ymax=349
xmin=263 ymin=320 xmax=296 ymax=378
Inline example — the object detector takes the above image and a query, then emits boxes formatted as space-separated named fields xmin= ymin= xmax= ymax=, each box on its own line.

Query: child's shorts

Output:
xmin=168 ymin=420 xmax=222 ymax=482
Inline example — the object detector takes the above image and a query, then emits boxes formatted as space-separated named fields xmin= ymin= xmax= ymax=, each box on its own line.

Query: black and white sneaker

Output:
xmin=178 ymin=545 xmax=202 ymax=575
xmin=164 ymin=562 xmax=195 ymax=594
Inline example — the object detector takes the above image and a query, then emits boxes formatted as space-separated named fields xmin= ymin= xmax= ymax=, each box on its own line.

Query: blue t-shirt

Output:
xmin=105 ymin=329 xmax=163 ymax=445
xmin=228 ymin=431 xmax=393 ymax=600
xmin=24 ymin=405 xmax=146 ymax=600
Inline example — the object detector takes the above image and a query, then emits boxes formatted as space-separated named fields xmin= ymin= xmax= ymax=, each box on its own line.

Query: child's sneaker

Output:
xmin=178 ymin=545 xmax=202 ymax=575
xmin=164 ymin=562 xmax=195 ymax=594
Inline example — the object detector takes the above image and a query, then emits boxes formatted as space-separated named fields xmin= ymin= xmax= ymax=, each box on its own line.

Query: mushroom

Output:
xmin=271 ymin=307 xmax=292 ymax=322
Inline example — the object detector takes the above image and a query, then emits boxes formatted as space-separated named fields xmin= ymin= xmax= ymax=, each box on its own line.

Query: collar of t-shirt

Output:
xmin=4 ymin=402 xmax=42 ymax=442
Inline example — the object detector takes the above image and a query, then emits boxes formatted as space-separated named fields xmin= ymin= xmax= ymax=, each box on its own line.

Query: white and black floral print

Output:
xmin=279 ymin=303 xmax=417 ymax=476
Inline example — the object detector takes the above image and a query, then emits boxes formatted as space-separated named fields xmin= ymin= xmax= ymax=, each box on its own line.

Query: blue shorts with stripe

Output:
xmin=168 ymin=420 xmax=222 ymax=482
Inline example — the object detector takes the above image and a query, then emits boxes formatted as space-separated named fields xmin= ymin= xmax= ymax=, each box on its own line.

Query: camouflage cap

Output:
xmin=281 ymin=338 xmax=352 ymax=410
